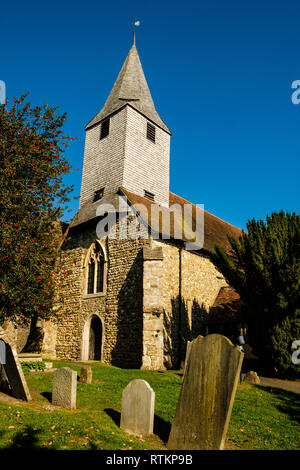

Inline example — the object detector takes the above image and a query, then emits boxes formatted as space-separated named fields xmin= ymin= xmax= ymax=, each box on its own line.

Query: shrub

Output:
xmin=21 ymin=361 xmax=46 ymax=375
xmin=269 ymin=313 xmax=300 ymax=379
xmin=212 ymin=211 xmax=300 ymax=378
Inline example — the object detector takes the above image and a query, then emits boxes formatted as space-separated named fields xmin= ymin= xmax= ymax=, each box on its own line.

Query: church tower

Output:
xmin=79 ymin=36 xmax=171 ymax=210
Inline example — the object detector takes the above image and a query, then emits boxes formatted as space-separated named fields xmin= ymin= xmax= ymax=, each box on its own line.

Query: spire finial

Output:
xmin=133 ymin=20 xmax=140 ymax=46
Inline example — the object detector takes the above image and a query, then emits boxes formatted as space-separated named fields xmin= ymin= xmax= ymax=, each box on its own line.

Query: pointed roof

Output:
xmin=85 ymin=43 xmax=171 ymax=134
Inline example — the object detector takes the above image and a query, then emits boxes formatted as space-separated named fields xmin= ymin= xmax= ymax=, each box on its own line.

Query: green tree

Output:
xmin=0 ymin=94 xmax=75 ymax=327
xmin=212 ymin=211 xmax=300 ymax=378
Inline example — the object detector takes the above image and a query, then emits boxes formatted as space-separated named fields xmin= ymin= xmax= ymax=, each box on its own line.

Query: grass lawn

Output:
xmin=0 ymin=360 xmax=299 ymax=451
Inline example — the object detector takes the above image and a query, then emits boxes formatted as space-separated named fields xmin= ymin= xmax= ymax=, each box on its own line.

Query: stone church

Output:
xmin=3 ymin=37 xmax=243 ymax=369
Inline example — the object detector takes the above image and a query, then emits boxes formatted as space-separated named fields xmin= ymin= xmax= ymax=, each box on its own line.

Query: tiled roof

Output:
xmin=69 ymin=192 xmax=122 ymax=229
xmin=121 ymin=188 xmax=242 ymax=253
xmin=169 ymin=192 xmax=242 ymax=253
xmin=207 ymin=287 xmax=243 ymax=323
xmin=68 ymin=187 xmax=242 ymax=254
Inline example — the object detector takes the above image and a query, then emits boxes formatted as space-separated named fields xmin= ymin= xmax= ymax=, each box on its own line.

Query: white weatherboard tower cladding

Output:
xmin=79 ymin=39 xmax=171 ymax=209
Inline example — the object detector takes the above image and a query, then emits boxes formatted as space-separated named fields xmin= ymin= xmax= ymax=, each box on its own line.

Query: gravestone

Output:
xmin=184 ymin=341 xmax=192 ymax=374
xmin=0 ymin=338 xmax=31 ymax=401
xmin=79 ymin=365 xmax=92 ymax=384
xmin=0 ymin=339 xmax=5 ymax=365
xmin=243 ymin=370 xmax=260 ymax=384
xmin=120 ymin=379 xmax=155 ymax=437
xmin=167 ymin=334 xmax=244 ymax=450
xmin=52 ymin=367 xmax=77 ymax=409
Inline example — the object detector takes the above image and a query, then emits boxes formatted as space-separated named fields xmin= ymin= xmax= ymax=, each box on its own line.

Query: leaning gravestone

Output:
xmin=79 ymin=365 xmax=92 ymax=384
xmin=0 ymin=339 xmax=5 ymax=365
xmin=184 ymin=341 xmax=192 ymax=374
xmin=52 ymin=367 xmax=77 ymax=409
xmin=120 ymin=379 xmax=155 ymax=437
xmin=0 ymin=338 xmax=31 ymax=401
xmin=167 ymin=334 xmax=244 ymax=450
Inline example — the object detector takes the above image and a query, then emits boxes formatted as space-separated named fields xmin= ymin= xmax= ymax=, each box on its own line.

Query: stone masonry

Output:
xmin=142 ymin=246 xmax=164 ymax=370
xmin=51 ymin=215 xmax=150 ymax=368
xmin=2 ymin=38 xmax=241 ymax=371
xmin=151 ymin=239 xmax=227 ymax=368
xmin=42 ymin=220 xmax=228 ymax=369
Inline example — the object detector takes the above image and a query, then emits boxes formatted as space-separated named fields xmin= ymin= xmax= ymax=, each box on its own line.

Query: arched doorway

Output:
xmin=81 ymin=314 xmax=103 ymax=361
xmin=89 ymin=316 xmax=102 ymax=360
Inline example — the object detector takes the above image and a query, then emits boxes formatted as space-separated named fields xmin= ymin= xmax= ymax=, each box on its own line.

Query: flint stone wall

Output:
xmin=151 ymin=240 xmax=227 ymax=368
xmin=53 ymin=217 xmax=149 ymax=368
xmin=32 ymin=216 xmax=229 ymax=370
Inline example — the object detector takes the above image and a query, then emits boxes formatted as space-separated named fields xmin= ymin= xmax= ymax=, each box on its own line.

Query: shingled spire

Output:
xmin=85 ymin=41 xmax=171 ymax=134
xmin=80 ymin=37 xmax=171 ymax=209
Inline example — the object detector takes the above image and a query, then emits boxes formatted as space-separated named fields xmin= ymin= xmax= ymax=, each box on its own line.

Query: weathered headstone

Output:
xmin=167 ymin=334 xmax=244 ymax=450
xmin=243 ymin=370 xmax=260 ymax=384
xmin=79 ymin=365 xmax=92 ymax=384
xmin=0 ymin=339 xmax=5 ymax=365
xmin=184 ymin=340 xmax=192 ymax=374
xmin=0 ymin=338 xmax=31 ymax=401
xmin=120 ymin=379 xmax=155 ymax=437
xmin=52 ymin=367 xmax=77 ymax=409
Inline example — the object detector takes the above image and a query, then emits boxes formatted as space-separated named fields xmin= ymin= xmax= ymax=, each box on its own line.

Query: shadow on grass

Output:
xmin=2 ymin=425 xmax=45 ymax=450
xmin=255 ymin=384 xmax=300 ymax=424
xmin=153 ymin=415 xmax=171 ymax=443
xmin=104 ymin=408 xmax=120 ymax=427
xmin=2 ymin=426 xmax=101 ymax=451
xmin=41 ymin=391 xmax=52 ymax=403
xmin=104 ymin=408 xmax=171 ymax=443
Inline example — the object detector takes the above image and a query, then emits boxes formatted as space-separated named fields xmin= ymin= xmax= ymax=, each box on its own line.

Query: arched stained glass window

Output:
xmin=86 ymin=242 xmax=105 ymax=294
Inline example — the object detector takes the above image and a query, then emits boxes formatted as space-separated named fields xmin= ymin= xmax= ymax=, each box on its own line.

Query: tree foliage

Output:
xmin=0 ymin=94 xmax=74 ymax=326
xmin=212 ymin=211 xmax=300 ymax=378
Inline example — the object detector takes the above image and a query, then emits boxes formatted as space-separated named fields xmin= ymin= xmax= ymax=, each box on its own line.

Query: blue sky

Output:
xmin=1 ymin=0 xmax=299 ymax=230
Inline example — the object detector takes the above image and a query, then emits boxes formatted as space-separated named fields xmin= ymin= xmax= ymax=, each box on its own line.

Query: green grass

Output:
xmin=0 ymin=360 xmax=299 ymax=450
xmin=227 ymin=382 xmax=300 ymax=450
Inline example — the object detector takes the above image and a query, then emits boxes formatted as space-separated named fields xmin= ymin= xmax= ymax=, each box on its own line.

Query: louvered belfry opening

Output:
xmin=144 ymin=190 xmax=155 ymax=202
xmin=93 ymin=188 xmax=104 ymax=203
xmin=146 ymin=122 xmax=156 ymax=143
xmin=100 ymin=118 xmax=110 ymax=140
